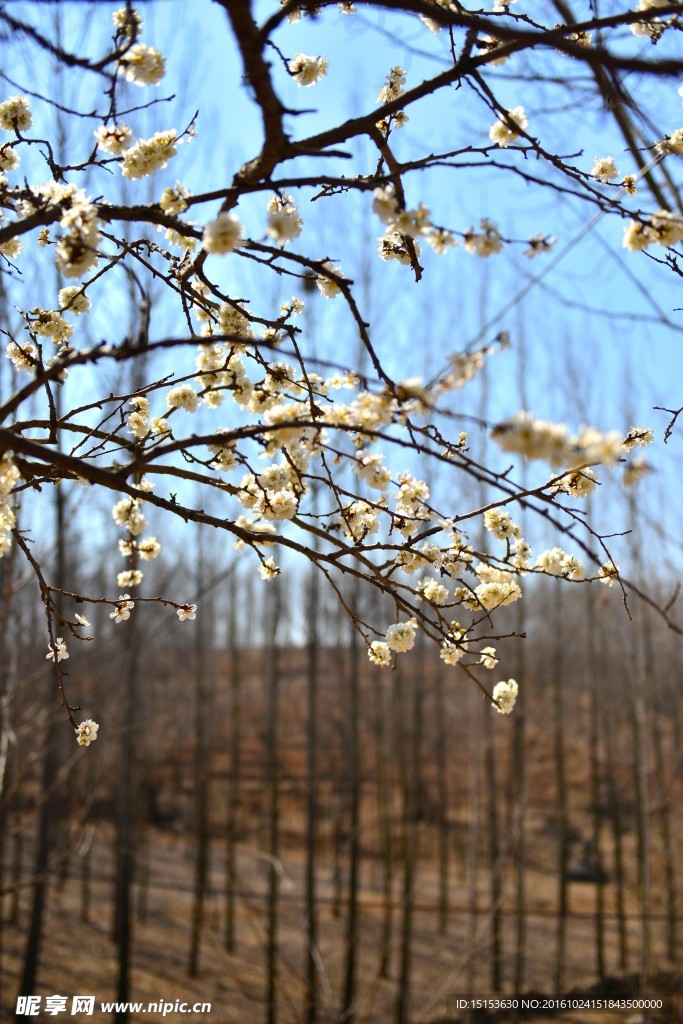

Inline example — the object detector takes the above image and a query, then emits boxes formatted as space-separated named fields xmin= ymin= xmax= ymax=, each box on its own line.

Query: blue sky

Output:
xmin=4 ymin=0 xmax=683 ymax=583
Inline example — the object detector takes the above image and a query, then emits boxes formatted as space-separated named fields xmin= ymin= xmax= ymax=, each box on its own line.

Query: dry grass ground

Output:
xmin=3 ymin=640 xmax=682 ymax=1023
xmin=2 ymin=812 xmax=681 ymax=1023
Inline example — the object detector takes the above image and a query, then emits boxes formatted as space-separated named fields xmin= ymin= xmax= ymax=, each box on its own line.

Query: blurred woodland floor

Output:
xmin=3 ymin=583 xmax=683 ymax=1022
xmin=2 ymin=820 xmax=682 ymax=1023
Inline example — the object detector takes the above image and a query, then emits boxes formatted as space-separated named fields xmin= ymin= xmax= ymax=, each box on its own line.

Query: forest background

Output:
xmin=1 ymin=1 xmax=683 ymax=1022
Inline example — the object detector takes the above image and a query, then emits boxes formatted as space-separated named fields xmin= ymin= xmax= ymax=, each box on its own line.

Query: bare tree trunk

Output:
xmin=484 ymin=701 xmax=502 ymax=991
xmin=112 ymin=246 xmax=151 ymax=1021
xmin=225 ymin=570 xmax=241 ymax=953
xmin=342 ymin=584 xmax=361 ymax=1024
xmin=512 ymin=597 xmax=527 ymax=994
xmin=113 ymin=588 xmax=140 ymax=1023
xmin=18 ymin=59 xmax=70 ymax=991
xmin=112 ymin=487 xmax=145 ymax=1021
xmin=265 ymin=579 xmax=282 ymax=1024
xmin=372 ymin=648 xmax=393 ymax=977
xmin=586 ymin=583 xmax=606 ymax=981
xmin=80 ymin=827 xmax=93 ymax=924
xmin=511 ymin=301 xmax=529 ymax=998
xmin=632 ymin=689 xmax=651 ymax=991
xmin=604 ymin=708 xmax=628 ymax=971
xmin=395 ymin=655 xmax=422 ymax=1024
xmin=331 ymin=613 xmax=345 ymax=922
xmin=19 ymin=737 xmax=59 ymax=987
xmin=304 ymin=565 xmax=320 ymax=1024
xmin=553 ymin=583 xmax=568 ymax=995
xmin=189 ymin=527 xmax=211 ymax=977
xmin=467 ymin=322 xmax=488 ymax=1001
xmin=465 ymin=684 xmax=481 ymax=1000
xmin=0 ymin=532 xmax=18 ymax=1004
xmin=19 ymin=456 xmax=67 ymax=1007
xmin=632 ymin=690 xmax=650 ymax=991
xmin=650 ymin=686 xmax=677 ymax=963
xmin=10 ymin=831 xmax=23 ymax=925
xmin=18 ymin=709 xmax=60 ymax=1007
xmin=135 ymin=830 xmax=149 ymax=926
xmin=332 ymin=780 xmax=344 ymax=921
xmin=647 ymin=609 xmax=677 ymax=964
xmin=626 ymin=492 xmax=650 ymax=993
xmin=435 ymin=658 xmax=449 ymax=937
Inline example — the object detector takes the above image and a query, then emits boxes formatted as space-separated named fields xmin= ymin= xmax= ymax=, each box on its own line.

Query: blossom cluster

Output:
xmin=112 ymin=484 xmax=155 ymax=594
xmin=281 ymin=0 xmax=356 ymax=21
xmin=121 ymin=129 xmax=177 ymax=180
xmin=372 ymin=185 xmax=552 ymax=265
xmin=110 ymin=309 xmax=646 ymax=666
xmin=623 ymin=210 xmax=683 ymax=252
xmin=489 ymin=106 xmax=528 ymax=148
xmin=118 ymin=43 xmax=166 ymax=87
xmin=491 ymin=411 xmax=653 ymax=478
xmin=0 ymin=1 xmax=673 ymax=749
xmin=376 ymin=65 xmax=409 ymax=131
xmin=629 ymin=0 xmax=680 ymax=42
xmin=492 ymin=679 xmax=519 ymax=715
xmin=266 ymin=192 xmax=304 ymax=246
xmin=0 ymin=451 xmax=18 ymax=549
xmin=6 ymin=176 xmax=103 ymax=279
xmin=288 ymin=54 xmax=328 ymax=87
xmin=75 ymin=720 xmax=99 ymax=747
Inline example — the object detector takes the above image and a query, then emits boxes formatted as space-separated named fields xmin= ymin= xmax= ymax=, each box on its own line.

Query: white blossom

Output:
xmin=202 ymin=212 xmax=243 ymax=254
xmin=94 ymin=123 xmax=133 ymax=155
xmin=385 ymin=617 xmax=418 ymax=653
xmin=121 ymin=130 xmax=177 ymax=179
xmin=0 ymin=145 xmax=19 ymax=172
xmin=167 ymin=383 xmax=199 ymax=412
xmin=489 ymin=106 xmax=527 ymax=148
xmin=177 ymin=604 xmax=197 ymax=621
xmin=591 ymin=156 xmax=619 ymax=182
xmin=440 ymin=641 xmax=465 ymax=666
xmin=483 ymin=508 xmax=520 ymax=540
xmin=138 ymin=537 xmax=161 ymax=560
xmin=118 ymin=43 xmax=166 ymax=86
xmin=418 ymin=576 xmax=449 ymax=605
xmin=480 ymin=647 xmax=498 ymax=670
xmin=46 ymin=638 xmax=69 ymax=662
xmin=368 ymin=641 xmax=392 ymax=666
xmin=266 ymin=193 xmax=303 ymax=246
xmin=316 ymin=261 xmax=345 ymax=298
xmin=0 ymin=95 xmax=33 ymax=132
xmin=598 ymin=561 xmax=619 ymax=587
xmin=288 ymin=54 xmax=328 ymax=87
xmin=32 ymin=311 xmax=73 ymax=347
xmin=0 ymin=238 xmax=22 ymax=260
xmin=117 ymin=569 xmax=143 ymax=588
xmin=58 ymin=286 xmax=91 ymax=315
xmin=112 ymin=497 xmax=146 ymax=535
xmin=160 ymin=182 xmax=190 ymax=215
xmin=75 ymin=719 xmax=99 ymax=746
xmin=259 ymin=557 xmax=281 ymax=580
xmin=464 ymin=219 xmax=503 ymax=257
xmin=377 ymin=66 xmax=406 ymax=104
xmin=113 ymin=7 xmax=142 ymax=38
xmin=353 ymin=451 xmax=391 ymax=490
xmin=110 ymin=595 xmax=135 ymax=622
xmin=6 ymin=340 xmax=36 ymax=373
xmin=623 ymin=426 xmax=654 ymax=451
xmin=492 ymin=678 xmax=518 ymax=714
